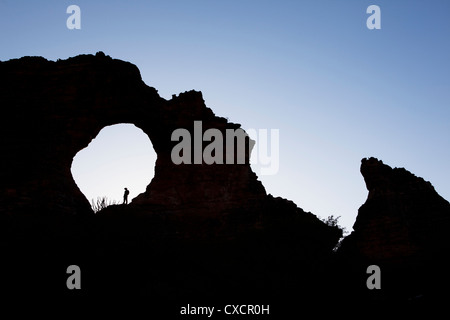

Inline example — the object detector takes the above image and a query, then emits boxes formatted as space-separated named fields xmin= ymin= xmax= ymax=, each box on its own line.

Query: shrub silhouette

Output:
xmin=91 ymin=196 xmax=117 ymax=213
xmin=322 ymin=215 xmax=348 ymax=252
xmin=322 ymin=215 xmax=342 ymax=228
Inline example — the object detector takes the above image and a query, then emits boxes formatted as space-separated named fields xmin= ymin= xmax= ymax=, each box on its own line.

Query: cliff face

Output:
xmin=3 ymin=53 xmax=448 ymax=307
xmin=0 ymin=52 xmax=340 ymax=241
xmin=347 ymin=157 xmax=450 ymax=261
xmin=0 ymin=53 xmax=266 ymax=223
xmin=0 ymin=53 xmax=341 ymax=303
xmin=337 ymin=157 xmax=450 ymax=302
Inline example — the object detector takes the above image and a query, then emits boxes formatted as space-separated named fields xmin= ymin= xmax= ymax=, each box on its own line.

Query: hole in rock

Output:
xmin=71 ymin=124 xmax=156 ymax=211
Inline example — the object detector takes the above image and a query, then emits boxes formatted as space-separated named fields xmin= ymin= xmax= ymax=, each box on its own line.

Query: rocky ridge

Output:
xmin=1 ymin=53 xmax=449 ymax=309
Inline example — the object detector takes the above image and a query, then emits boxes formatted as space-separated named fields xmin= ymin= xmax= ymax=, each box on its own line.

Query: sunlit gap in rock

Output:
xmin=71 ymin=124 xmax=156 ymax=212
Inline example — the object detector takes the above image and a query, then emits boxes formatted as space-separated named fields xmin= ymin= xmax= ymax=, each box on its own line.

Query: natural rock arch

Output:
xmin=0 ymin=53 xmax=266 ymax=221
xmin=71 ymin=123 xmax=157 ymax=208
xmin=2 ymin=53 xmax=450 ymax=306
xmin=0 ymin=52 xmax=343 ymax=249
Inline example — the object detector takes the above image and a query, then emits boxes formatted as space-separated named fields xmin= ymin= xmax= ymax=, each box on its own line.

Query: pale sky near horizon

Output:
xmin=1 ymin=0 xmax=449 ymax=232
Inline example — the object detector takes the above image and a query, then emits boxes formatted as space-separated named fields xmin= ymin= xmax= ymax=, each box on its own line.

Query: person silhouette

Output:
xmin=123 ymin=187 xmax=130 ymax=205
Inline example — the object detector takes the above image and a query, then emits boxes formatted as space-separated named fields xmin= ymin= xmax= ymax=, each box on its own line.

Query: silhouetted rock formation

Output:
xmin=2 ymin=53 xmax=448 ymax=310
xmin=0 ymin=53 xmax=341 ymax=306
xmin=0 ymin=53 xmax=264 ymax=222
xmin=0 ymin=53 xmax=339 ymax=238
xmin=337 ymin=157 xmax=450 ymax=304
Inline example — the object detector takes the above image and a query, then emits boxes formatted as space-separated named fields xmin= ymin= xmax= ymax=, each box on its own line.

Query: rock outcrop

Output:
xmin=337 ymin=157 xmax=450 ymax=304
xmin=0 ymin=53 xmax=341 ymax=305
xmin=2 ymin=53 xmax=448 ymax=309
xmin=0 ymin=53 xmax=265 ymax=223
xmin=352 ymin=157 xmax=450 ymax=261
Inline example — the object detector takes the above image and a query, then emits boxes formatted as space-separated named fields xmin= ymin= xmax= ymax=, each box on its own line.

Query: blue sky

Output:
xmin=1 ymin=0 xmax=449 ymax=231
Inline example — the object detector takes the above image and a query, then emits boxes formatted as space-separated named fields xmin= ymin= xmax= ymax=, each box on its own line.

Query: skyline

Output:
xmin=1 ymin=0 xmax=449 ymax=232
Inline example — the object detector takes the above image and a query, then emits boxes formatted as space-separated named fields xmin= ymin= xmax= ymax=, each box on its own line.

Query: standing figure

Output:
xmin=123 ymin=187 xmax=130 ymax=205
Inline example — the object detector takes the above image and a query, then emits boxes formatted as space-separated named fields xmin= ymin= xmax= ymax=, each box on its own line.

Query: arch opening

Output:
xmin=71 ymin=124 xmax=157 ymax=211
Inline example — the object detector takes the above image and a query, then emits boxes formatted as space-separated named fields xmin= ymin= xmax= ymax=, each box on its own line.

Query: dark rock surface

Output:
xmin=0 ymin=53 xmax=264 ymax=222
xmin=0 ymin=53 xmax=341 ymax=309
xmin=336 ymin=157 xmax=450 ymax=306
xmin=1 ymin=53 xmax=449 ymax=312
